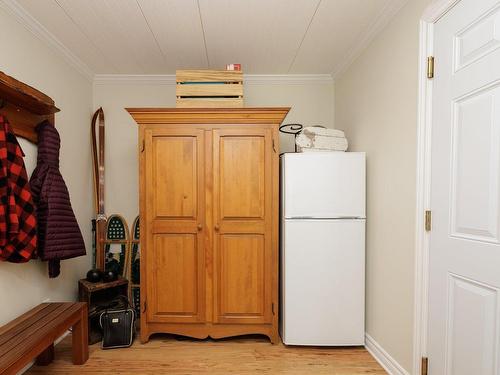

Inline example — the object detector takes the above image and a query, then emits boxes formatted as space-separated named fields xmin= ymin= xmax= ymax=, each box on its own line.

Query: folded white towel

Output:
xmin=296 ymin=126 xmax=348 ymax=152
xmin=301 ymin=126 xmax=345 ymax=138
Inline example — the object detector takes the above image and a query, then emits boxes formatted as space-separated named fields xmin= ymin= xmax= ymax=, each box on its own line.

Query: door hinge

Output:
xmin=142 ymin=301 xmax=147 ymax=313
xmin=272 ymin=303 xmax=275 ymax=315
xmin=427 ymin=56 xmax=434 ymax=79
xmin=421 ymin=357 xmax=428 ymax=375
xmin=141 ymin=139 xmax=145 ymax=152
xmin=425 ymin=210 xmax=432 ymax=232
xmin=272 ymin=138 xmax=277 ymax=153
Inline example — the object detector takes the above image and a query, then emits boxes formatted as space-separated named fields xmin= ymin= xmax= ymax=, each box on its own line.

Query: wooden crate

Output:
xmin=176 ymin=69 xmax=243 ymax=108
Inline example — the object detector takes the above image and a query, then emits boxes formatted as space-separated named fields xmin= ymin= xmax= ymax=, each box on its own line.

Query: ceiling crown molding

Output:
xmin=331 ymin=0 xmax=410 ymax=79
xmin=421 ymin=0 xmax=460 ymax=22
xmin=244 ymin=74 xmax=333 ymax=85
xmin=93 ymin=74 xmax=334 ymax=86
xmin=0 ymin=0 xmax=94 ymax=81
xmin=93 ymin=74 xmax=176 ymax=85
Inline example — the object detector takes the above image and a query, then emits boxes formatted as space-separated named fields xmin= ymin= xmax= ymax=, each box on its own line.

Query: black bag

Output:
xmin=99 ymin=296 xmax=136 ymax=349
xmin=88 ymin=294 xmax=129 ymax=344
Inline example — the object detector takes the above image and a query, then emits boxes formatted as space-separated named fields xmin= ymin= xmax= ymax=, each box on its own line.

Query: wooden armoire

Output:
xmin=127 ymin=108 xmax=290 ymax=343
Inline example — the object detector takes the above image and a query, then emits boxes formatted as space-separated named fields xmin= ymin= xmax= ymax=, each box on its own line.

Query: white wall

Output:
xmin=93 ymin=77 xmax=334 ymax=226
xmin=0 ymin=7 xmax=93 ymax=325
xmin=334 ymin=0 xmax=432 ymax=372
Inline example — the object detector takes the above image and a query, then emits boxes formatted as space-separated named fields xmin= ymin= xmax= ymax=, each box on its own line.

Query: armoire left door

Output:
xmin=143 ymin=127 xmax=206 ymax=324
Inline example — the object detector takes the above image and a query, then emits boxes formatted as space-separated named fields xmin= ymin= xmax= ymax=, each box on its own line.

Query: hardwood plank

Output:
xmin=78 ymin=277 xmax=128 ymax=293
xmin=0 ymin=103 xmax=54 ymax=143
xmin=27 ymin=336 xmax=387 ymax=375
xmin=176 ymin=98 xmax=244 ymax=108
xmin=127 ymin=107 xmax=290 ymax=125
xmin=0 ymin=71 xmax=59 ymax=114
xmin=176 ymin=83 xmax=243 ymax=97
xmin=176 ymin=70 xmax=243 ymax=83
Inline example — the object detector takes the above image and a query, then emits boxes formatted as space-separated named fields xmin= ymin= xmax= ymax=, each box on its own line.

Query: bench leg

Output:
xmin=36 ymin=343 xmax=54 ymax=366
xmin=72 ymin=305 xmax=89 ymax=365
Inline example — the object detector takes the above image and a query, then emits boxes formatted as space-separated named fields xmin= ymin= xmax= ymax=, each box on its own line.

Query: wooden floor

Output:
xmin=27 ymin=335 xmax=386 ymax=375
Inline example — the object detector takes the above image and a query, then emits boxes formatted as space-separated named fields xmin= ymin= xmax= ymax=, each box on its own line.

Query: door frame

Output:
xmin=413 ymin=1 xmax=461 ymax=374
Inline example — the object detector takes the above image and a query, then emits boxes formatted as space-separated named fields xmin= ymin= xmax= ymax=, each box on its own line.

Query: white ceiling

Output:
xmin=14 ymin=0 xmax=407 ymax=76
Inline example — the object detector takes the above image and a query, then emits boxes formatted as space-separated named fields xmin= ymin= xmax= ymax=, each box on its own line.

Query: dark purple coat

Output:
xmin=30 ymin=121 xmax=86 ymax=278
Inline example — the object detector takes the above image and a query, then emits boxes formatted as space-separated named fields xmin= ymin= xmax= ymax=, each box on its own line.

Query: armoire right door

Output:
xmin=212 ymin=127 xmax=274 ymax=324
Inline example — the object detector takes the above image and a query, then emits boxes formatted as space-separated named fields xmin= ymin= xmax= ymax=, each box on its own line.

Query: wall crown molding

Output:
xmin=0 ymin=0 xmax=94 ymax=81
xmin=422 ymin=0 xmax=461 ymax=22
xmin=93 ymin=74 xmax=334 ymax=86
xmin=332 ymin=0 xmax=410 ymax=79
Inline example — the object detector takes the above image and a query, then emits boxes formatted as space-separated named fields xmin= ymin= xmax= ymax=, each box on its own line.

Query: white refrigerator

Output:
xmin=280 ymin=151 xmax=366 ymax=346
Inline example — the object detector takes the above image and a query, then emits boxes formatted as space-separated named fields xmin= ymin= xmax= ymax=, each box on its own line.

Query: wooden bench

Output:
xmin=0 ymin=302 xmax=88 ymax=375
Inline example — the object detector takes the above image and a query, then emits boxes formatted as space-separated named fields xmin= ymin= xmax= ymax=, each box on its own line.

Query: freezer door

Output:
xmin=280 ymin=219 xmax=365 ymax=346
xmin=282 ymin=152 xmax=365 ymax=218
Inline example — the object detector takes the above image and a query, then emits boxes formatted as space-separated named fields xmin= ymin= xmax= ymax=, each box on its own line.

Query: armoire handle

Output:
xmin=214 ymin=224 xmax=220 ymax=232
xmin=197 ymin=223 xmax=203 ymax=231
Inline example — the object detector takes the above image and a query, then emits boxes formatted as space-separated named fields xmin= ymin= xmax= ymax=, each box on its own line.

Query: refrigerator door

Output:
xmin=280 ymin=218 xmax=365 ymax=346
xmin=282 ymin=152 xmax=365 ymax=219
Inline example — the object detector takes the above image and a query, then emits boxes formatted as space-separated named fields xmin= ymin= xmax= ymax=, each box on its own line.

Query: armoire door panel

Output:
xmin=219 ymin=235 xmax=265 ymax=316
xmin=219 ymin=136 xmax=265 ymax=219
xmin=213 ymin=128 xmax=272 ymax=225
xmin=144 ymin=128 xmax=205 ymax=324
xmin=149 ymin=234 xmax=199 ymax=319
xmin=152 ymin=136 xmax=197 ymax=219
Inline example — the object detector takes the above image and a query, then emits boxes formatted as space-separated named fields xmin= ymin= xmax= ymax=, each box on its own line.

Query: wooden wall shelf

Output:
xmin=0 ymin=71 xmax=59 ymax=143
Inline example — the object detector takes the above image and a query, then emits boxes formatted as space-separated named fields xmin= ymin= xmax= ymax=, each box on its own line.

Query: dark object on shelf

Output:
xmin=105 ymin=255 xmax=121 ymax=275
xmin=102 ymin=269 xmax=118 ymax=283
xmin=99 ymin=296 xmax=136 ymax=349
xmin=86 ymin=269 xmax=102 ymax=283
xmin=78 ymin=278 xmax=129 ymax=344
xmin=279 ymin=123 xmax=303 ymax=153
xmin=0 ymin=71 xmax=59 ymax=143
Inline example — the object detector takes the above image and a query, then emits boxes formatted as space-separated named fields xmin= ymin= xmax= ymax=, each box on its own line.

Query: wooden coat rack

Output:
xmin=0 ymin=71 xmax=59 ymax=143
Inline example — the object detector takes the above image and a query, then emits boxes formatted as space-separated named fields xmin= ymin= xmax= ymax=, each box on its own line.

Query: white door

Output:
xmin=282 ymin=152 xmax=365 ymax=219
xmin=281 ymin=219 xmax=365 ymax=346
xmin=429 ymin=0 xmax=500 ymax=374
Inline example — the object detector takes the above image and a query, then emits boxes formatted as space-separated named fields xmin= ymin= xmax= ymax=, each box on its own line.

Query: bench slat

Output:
xmin=0 ymin=303 xmax=83 ymax=372
xmin=0 ymin=304 xmax=52 ymax=337
xmin=0 ymin=303 xmax=62 ymax=347
xmin=0 ymin=303 xmax=71 ymax=357
xmin=0 ymin=302 xmax=88 ymax=375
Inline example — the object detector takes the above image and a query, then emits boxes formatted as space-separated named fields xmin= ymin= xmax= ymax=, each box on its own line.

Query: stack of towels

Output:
xmin=295 ymin=126 xmax=348 ymax=152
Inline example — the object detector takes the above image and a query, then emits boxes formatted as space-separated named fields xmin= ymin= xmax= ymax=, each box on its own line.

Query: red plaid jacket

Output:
xmin=0 ymin=116 xmax=37 ymax=262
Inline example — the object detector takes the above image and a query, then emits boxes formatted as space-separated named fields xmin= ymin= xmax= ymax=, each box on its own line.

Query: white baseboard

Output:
xmin=365 ymin=333 xmax=410 ymax=375
xmin=19 ymin=330 xmax=71 ymax=374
